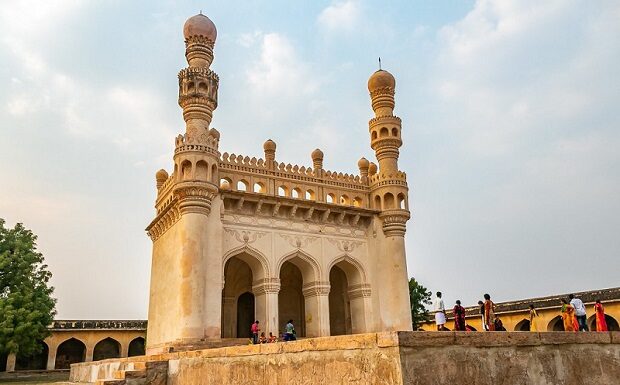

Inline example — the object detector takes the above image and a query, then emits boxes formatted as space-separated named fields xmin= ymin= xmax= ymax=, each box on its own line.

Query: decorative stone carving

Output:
xmin=224 ymin=228 xmax=267 ymax=245
xmin=278 ymin=233 xmax=318 ymax=249
xmin=327 ymin=238 xmax=364 ymax=253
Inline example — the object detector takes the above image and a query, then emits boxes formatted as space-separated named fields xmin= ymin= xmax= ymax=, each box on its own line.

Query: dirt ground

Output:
xmin=0 ymin=372 xmax=71 ymax=384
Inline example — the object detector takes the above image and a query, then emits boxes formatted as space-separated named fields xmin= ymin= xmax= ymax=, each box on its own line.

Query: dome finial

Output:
xmin=379 ymin=57 xmax=381 ymax=70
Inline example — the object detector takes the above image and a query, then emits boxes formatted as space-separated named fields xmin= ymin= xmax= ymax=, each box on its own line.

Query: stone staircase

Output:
xmin=93 ymin=361 xmax=167 ymax=385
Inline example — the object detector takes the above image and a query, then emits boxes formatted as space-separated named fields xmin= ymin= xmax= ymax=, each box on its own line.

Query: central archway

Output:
xmin=221 ymin=255 xmax=257 ymax=338
xmin=93 ymin=338 xmax=120 ymax=361
xmin=55 ymin=338 xmax=86 ymax=369
xmin=329 ymin=265 xmax=352 ymax=335
xmin=279 ymin=261 xmax=306 ymax=337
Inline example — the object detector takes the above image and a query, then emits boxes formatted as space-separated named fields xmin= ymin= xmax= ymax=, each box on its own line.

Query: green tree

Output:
xmin=409 ymin=277 xmax=432 ymax=330
xmin=0 ymin=219 xmax=56 ymax=356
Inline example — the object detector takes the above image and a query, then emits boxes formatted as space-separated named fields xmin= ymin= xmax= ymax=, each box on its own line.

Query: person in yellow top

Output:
xmin=529 ymin=304 xmax=539 ymax=332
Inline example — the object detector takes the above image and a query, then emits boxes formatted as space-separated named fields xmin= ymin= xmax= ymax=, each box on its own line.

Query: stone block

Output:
xmin=397 ymin=331 xmax=455 ymax=347
xmin=539 ymin=331 xmax=611 ymax=345
xmin=452 ymin=331 xmax=541 ymax=347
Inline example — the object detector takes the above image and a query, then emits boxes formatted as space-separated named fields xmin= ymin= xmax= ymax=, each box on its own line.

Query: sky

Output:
xmin=0 ymin=0 xmax=619 ymax=319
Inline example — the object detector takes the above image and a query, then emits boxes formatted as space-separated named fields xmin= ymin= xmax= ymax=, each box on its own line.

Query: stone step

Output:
xmin=113 ymin=369 xmax=146 ymax=380
xmin=94 ymin=380 xmax=125 ymax=385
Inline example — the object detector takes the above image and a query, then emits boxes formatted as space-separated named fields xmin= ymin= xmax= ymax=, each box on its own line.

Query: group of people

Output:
xmin=434 ymin=292 xmax=610 ymax=332
xmin=250 ymin=319 xmax=297 ymax=344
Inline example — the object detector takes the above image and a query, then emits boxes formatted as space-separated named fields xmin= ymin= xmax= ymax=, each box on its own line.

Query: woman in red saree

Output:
xmin=594 ymin=300 xmax=608 ymax=332
xmin=561 ymin=299 xmax=577 ymax=332
xmin=453 ymin=300 xmax=466 ymax=331
xmin=484 ymin=294 xmax=496 ymax=331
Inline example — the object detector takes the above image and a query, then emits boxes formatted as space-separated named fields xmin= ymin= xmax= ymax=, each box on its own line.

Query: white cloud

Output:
xmin=237 ymin=30 xmax=263 ymax=48
xmin=318 ymin=0 xmax=361 ymax=31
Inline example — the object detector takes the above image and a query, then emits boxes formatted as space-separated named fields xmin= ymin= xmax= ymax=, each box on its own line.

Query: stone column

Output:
xmin=221 ymin=296 xmax=236 ymax=338
xmin=85 ymin=344 xmax=94 ymax=362
xmin=5 ymin=353 xmax=16 ymax=372
xmin=253 ymin=279 xmax=280 ymax=338
xmin=46 ymin=343 xmax=57 ymax=370
xmin=348 ymin=284 xmax=372 ymax=333
xmin=303 ymin=282 xmax=331 ymax=337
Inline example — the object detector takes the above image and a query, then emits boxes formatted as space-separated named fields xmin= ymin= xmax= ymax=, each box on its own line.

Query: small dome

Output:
xmin=183 ymin=13 xmax=217 ymax=41
xmin=368 ymin=69 xmax=395 ymax=92
xmin=263 ymin=139 xmax=276 ymax=151
xmin=209 ymin=127 xmax=220 ymax=140
xmin=311 ymin=148 xmax=324 ymax=161
xmin=357 ymin=157 xmax=369 ymax=169
xmin=156 ymin=169 xmax=169 ymax=182
xmin=368 ymin=162 xmax=378 ymax=175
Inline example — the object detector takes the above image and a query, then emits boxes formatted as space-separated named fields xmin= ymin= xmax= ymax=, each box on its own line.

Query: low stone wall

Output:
xmin=70 ymin=332 xmax=620 ymax=385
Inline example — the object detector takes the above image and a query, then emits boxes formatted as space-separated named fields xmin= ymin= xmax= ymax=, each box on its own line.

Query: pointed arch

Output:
xmin=276 ymin=249 xmax=321 ymax=283
xmin=93 ymin=337 xmax=120 ymax=361
xmin=223 ymin=245 xmax=270 ymax=282
xmin=514 ymin=319 xmax=530 ymax=331
xmin=327 ymin=254 xmax=368 ymax=286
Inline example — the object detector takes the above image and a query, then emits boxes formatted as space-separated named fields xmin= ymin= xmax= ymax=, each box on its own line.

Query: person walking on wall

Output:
xmin=284 ymin=319 xmax=296 ymax=341
xmin=251 ymin=320 xmax=260 ymax=344
xmin=529 ymin=304 xmax=540 ymax=332
xmin=478 ymin=301 xmax=488 ymax=331
xmin=453 ymin=300 xmax=466 ymax=331
xmin=569 ymin=294 xmax=589 ymax=331
xmin=561 ymin=299 xmax=577 ymax=332
xmin=484 ymin=294 xmax=496 ymax=331
xmin=434 ymin=292 xmax=447 ymax=331
xmin=594 ymin=299 xmax=608 ymax=332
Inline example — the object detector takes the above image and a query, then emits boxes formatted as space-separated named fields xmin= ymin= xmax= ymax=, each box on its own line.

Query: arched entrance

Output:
xmin=128 ymin=337 xmax=145 ymax=357
xmin=237 ymin=292 xmax=255 ymax=338
xmin=514 ymin=319 xmax=530 ymax=331
xmin=222 ymin=256 xmax=256 ymax=338
xmin=93 ymin=338 xmax=120 ymax=361
xmin=329 ymin=265 xmax=351 ymax=335
xmin=55 ymin=338 xmax=86 ymax=369
xmin=16 ymin=341 xmax=48 ymax=370
xmin=279 ymin=261 xmax=306 ymax=337
xmin=588 ymin=314 xmax=620 ymax=331
xmin=547 ymin=316 xmax=564 ymax=331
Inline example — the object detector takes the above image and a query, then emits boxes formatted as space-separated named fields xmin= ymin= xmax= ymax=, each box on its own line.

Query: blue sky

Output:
xmin=1 ymin=0 xmax=619 ymax=318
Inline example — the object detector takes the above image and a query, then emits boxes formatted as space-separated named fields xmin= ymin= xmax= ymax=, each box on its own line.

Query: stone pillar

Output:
xmin=253 ymin=279 xmax=280 ymax=338
xmin=377 ymin=231 xmax=412 ymax=331
xmin=221 ymin=296 xmax=236 ymax=337
xmin=6 ymin=353 xmax=16 ymax=372
xmin=46 ymin=343 xmax=57 ymax=370
xmin=85 ymin=345 xmax=94 ymax=362
xmin=303 ymin=282 xmax=331 ymax=337
xmin=348 ymin=284 xmax=372 ymax=333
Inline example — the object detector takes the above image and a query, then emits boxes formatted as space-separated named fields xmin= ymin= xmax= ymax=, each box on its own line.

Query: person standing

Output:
xmin=284 ymin=319 xmax=296 ymax=341
xmin=569 ymin=294 xmax=589 ymax=331
xmin=434 ymin=292 xmax=447 ymax=331
xmin=561 ymin=299 xmax=577 ymax=332
xmin=594 ymin=300 xmax=608 ymax=332
xmin=478 ymin=301 xmax=487 ymax=331
xmin=251 ymin=320 xmax=260 ymax=344
xmin=483 ymin=294 xmax=496 ymax=331
xmin=453 ymin=300 xmax=466 ymax=331
xmin=529 ymin=304 xmax=540 ymax=332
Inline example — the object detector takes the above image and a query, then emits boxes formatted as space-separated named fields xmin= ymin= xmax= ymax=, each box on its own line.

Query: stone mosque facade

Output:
xmin=145 ymin=13 xmax=413 ymax=353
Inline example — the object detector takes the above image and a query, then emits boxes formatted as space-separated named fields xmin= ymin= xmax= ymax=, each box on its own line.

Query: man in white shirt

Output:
xmin=569 ymin=294 xmax=589 ymax=331
xmin=434 ymin=292 xmax=447 ymax=331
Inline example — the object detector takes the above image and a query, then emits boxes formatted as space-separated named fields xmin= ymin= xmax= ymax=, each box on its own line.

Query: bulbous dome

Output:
xmin=368 ymin=69 xmax=395 ymax=92
xmin=368 ymin=162 xmax=378 ymax=175
xmin=358 ymin=157 xmax=369 ymax=169
xmin=311 ymin=148 xmax=324 ymax=160
xmin=183 ymin=13 xmax=217 ymax=41
xmin=209 ymin=127 xmax=220 ymax=140
xmin=263 ymin=139 xmax=276 ymax=151
xmin=156 ymin=169 xmax=169 ymax=185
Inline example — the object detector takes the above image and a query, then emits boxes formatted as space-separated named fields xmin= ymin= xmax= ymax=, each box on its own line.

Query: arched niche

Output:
xmin=128 ymin=337 xmax=145 ymax=357
xmin=55 ymin=338 xmax=86 ymax=369
xmin=93 ymin=337 xmax=121 ymax=361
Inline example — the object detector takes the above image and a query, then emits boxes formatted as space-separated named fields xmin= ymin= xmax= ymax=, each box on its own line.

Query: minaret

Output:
xmin=146 ymin=13 xmax=224 ymax=352
xmin=367 ymin=68 xmax=412 ymax=331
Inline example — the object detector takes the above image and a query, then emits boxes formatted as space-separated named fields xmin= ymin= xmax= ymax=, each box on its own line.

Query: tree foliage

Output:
xmin=409 ymin=277 xmax=432 ymax=330
xmin=0 ymin=219 xmax=56 ymax=355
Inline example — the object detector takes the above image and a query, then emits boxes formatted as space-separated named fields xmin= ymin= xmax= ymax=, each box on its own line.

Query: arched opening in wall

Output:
xmin=397 ymin=193 xmax=406 ymax=209
xmin=326 ymin=193 xmax=335 ymax=204
xmin=221 ymin=255 xmax=256 ymax=338
xmin=211 ymin=164 xmax=218 ymax=183
xmin=128 ymin=337 xmax=145 ymax=357
xmin=237 ymin=179 xmax=249 ymax=192
xmin=353 ymin=197 xmax=363 ymax=207
xmin=339 ymin=195 xmax=350 ymax=205
xmin=237 ymin=292 xmax=255 ymax=338
xmin=195 ymin=160 xmax=208 ymax=180
xmin=547 ymin=316 xmax=564 ymax=331
xmin=279 ymin=261 xmax=306 ymax=337
xmin=181 ymin=160 xmax=192 ymax=180
xmin=186 ymin=81 xmax=195 ymax=93
xmin=371 ymin=131 xmax=378 ymax=140
xmin=391 ymin=127 xmax=398 ymax=137
xmin=379 ymin=127 xmax=389 ymax=137
xmin=277 ymin=185 xmax=288 ymax=197
xmin=198 ymin=82 xmax=207 ymax=92
xmin=589 ymin=314 xmax=620 ymax=331
xmin=93 ymin=338 xmax=121 ymax=361
xmin=0 ymin=352 xmax=6 ymax=372
xmin=254 ymin=182 xmax=266 ymax=193
xmin=384 ymin=193 xmax=395 ymax=209
xmin=292 ymin=188 xmax=302 ymax=199
xmin=514 ymin=319 xmax=530 ymax=331
xmin=220 ymin=177 xmax=232 ymax=190
xmin=329 ymin=266 xmax=352 ymax=336
xmin=55 ymin=338 xmax=86 ymax=369
xmin=374 ymin=195 xmax=381 ymax=209
xmin=15 ymin=341 xmax=48 ymax=370
xmin=305 ymin=189 xmax=315 ymax=200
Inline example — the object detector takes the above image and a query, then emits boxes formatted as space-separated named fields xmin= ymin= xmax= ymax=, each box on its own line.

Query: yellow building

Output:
xmin=421 ymin=287 xmax=620 ymax=332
